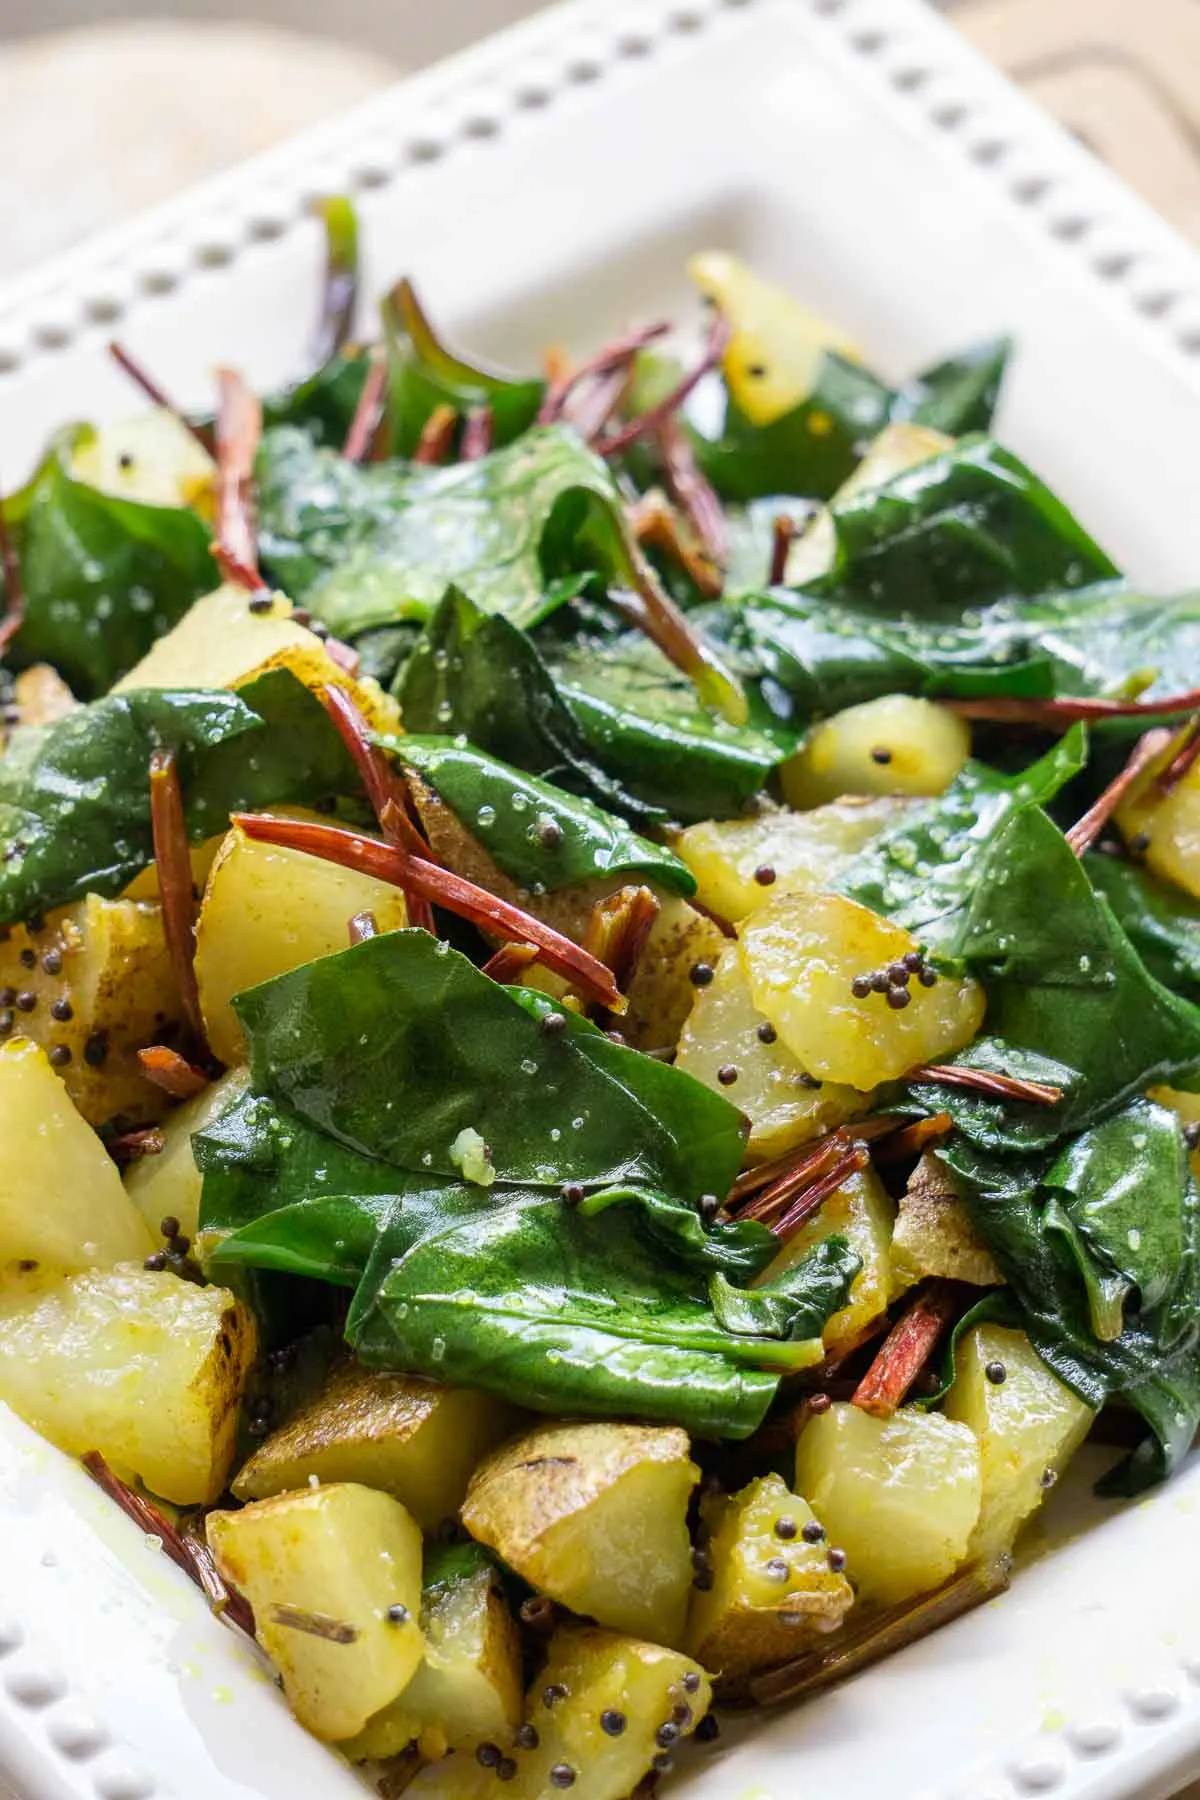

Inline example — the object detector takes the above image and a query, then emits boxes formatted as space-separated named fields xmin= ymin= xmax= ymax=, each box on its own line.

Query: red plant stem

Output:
xmin=232 ymin=812 xmax=625 ymax=1011
xmin=732 ymin=1129 xmax=855 ymax=1220
xmin=948 ymin=686 xmax=1200 ymax=727
xmin=137 ymin=1045 xmax=209 ymax=1099
xmin=214 ymin=368 xmax=262 ymax=587
xmin=628 ymin=494 xmax=723 ymax=600
xmin=148 ymin=748 xmax=207 ymax=1048
xmin=595 ymin=310 xmax=732 ymax=457
xmin=1157 ymin=718 xmax=1200 ymax=794
xmin=574 ymin=363 xmax=636 ymax=444
xmin=107 ymin=342 xmax=214 ymax=453
xmin=871 ymin=1112 xmax=954 ymax=1165
xmin=481 ymin=941 xmax=540 ymax=983
xmin=609 ymin=531 xmax=746 ymax=724
xmin=656 ymin=414 xmax=728 ymax=569
xmin=771 ymin=1145 xmax=871 ymax=1240
xmin=342 ymin=354 xmax=388 ymax=464
xmin=461 ymin=405 xmax=494 ymax=461
xmin=413 ymin=403 xmax=457 ymax=465
xmin=348 ymin=910 xmax=379 ymax=945
xmin=583 ymin=884 xmax=661 ymax=995
xmin=769 ymin=514 xmax=797 ymax=586
xmin=106 ymin=1126 xmax=166 ymax=1165
xmin=1065 ymin=727 xmax=1173 ymax=856
xmin=537 ymin=320 xmax=672 ymax=425
xmin=852 ymin=1281 xmax=963 ymax=1418
xmin=910 ymin=1064 xmax=1063 ymax=1106
xmin=0 ymin=503 xmax=24 ymax=657
xmin=82 ymin=1452 xmax=254 ymax=1636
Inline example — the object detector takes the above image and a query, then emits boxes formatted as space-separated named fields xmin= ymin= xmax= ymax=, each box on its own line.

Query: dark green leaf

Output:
xmin=256 ymin=423 xmax=618 ymax=637
xmin=889 ymin=338 xmax=1011 ymax=436
xmin=261 ymin=352 xmax=373 ymax=449
xmin=382 ymin=280 xmax=544 ymax=455
xmin=1085 ymin=854 xmax=1200 ymax=1000
xmin=902 ymin=1038 xmax=1081 ymax=1156
xmin=4 ymin=432 xmax=217 ymax=698
xmin=708 ymin=1235 xmax=860 ymax=1341
xmin=377 ymin=735 xmax=694 ymax=895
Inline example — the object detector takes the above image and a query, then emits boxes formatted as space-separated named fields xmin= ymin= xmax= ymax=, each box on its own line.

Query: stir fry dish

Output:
xmin=3 ymin=197 xmax=1200 ymax=1797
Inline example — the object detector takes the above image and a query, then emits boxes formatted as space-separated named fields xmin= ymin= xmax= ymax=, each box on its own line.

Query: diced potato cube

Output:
xmin=675 ymin=797 xmax=907 ymax=924
xmin=208 ymin=1483 xmax=424 ymax=1741
xmin=781 ymin=696 xmax=970 ymax=809
xmin=70 ymin=409 xmax=215 ymax=512
xmin=740 ymin=891 xmax=985 ymax=1088
xmin=0 ymin=1263 xmax=255 ymax=1502
xmin=125 ymin=1067 xmax=249 ymax=1244
xmin=622 ymin=894 xmax=727 ymax=1051
xmin=675 ymin=943 xmax=873 ymax=1161
xmin=760 ymin=1164 xmax=896 ymax=1350
xmin=891 ymin=1151 xmax=1003 ymax=1289
xmin=461 ymin=1422 xmax=698 ymax=1647
xmin=944 ymin=1324 xmax=1094 ymax=1560
xmin=794 ymin=1403 xmax=982 ymax=1605
xmin=406 ymin=1626 xmax=712 ymax=1800
xmin=1115 ymin=733 xmax=1200 ymax=899
xmin=0 ymin=1038 xmax=152 ymax=1277
xmin=688 ymin=251 xmax=862 ymax=425
xmin=686 ymin=1474 xmax=853 ymax=1682
xmin=13 ymin=664 xmax=76 ymax=728
xmin=345 ymin=1545 xmax=522 ymax=1761
xmin=0 ymin=897 xmax=184 ymax=1126
xmin=234 ymin=1362 xmax=515 ymax=1532
xmin=195 ymin=815 xmax=409 ymax=1065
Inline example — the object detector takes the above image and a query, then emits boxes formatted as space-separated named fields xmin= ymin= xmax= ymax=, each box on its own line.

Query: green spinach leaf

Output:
xmin=382 ymin=280 xmax=544 ymax=455
xmin=1085 ymin=854 xmax=1200 ymax=1000
xmin=888 ymin=337 xmax=1011 ymax=436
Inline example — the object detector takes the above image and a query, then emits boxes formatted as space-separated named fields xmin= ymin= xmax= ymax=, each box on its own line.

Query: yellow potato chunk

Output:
xmin=0 ymin=1263 xmax=255 ymax=1502
xmin=461 ymin=1421 xmax=698 ymax=1648
xmin=208 ymin=1483 xmax=424 ymax=1741
xmin=786 ymin=422 xmax=955 ymax=587
xmin=622 ymin=894 xmax=727 ymax=1051
xmin=686 ymin=1474 xmax=853 ymax=1682
xmin=675 ymin=944 xmax=873 ymax=1162
xmin=1115 ymin=733 xmax=1200 ymax=898
xmin=346 ymin=1547 xmax=522 ymax=1762
xmin=740 ymin=891 xmax=985 ymax=1087
xmin=125 ymin=1067 xmax=248 ymax=1244
xmin=71 ymin=409 xmax=215 ymax=512
xmin=234 ymin=1362 xmax=516 ymax=1532
xmin=13 ymin=664 xmax=76 ymax=729
xmin=781 ymin=696 xmax=971 ymax=809
xmin=406 ymin=1626 xmax=712 ymax=1800
xmin=0 ymin=896 xmax=184 ymax=1126
xmin=688 ymin=251 xmax=862 ymax=425
xmin=675 ymin=796 xmax=907 ymax=924
xmin=195 ymin=816 xmax=409 ymax=1065
xmin=944 ymin=1324 xmax=1094 ymax=1561
xmin=761 ymin=1164 xmax=896 ymax=1350
xmin=0 ymin=1038 xmax=152 ymax=1278
xmin=891 ymin=1151 xmax=1003 ymax=1289
xmin=794 ymin=1402 xmax=982 ymax=1605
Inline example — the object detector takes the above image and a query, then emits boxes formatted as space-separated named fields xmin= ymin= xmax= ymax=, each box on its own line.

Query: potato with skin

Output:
xmin=760 ymin=1163 xmax=897 ymax=1350
xmin=686 ymin=1474 xmax=853 ymax=1682
xmin=406 ymin=1626 xmax=712 ymax=1800
xmin=345 ymin=1544 xmax=522 ymax=1762
xmin=1115 ymin=729 xmax=1200 ymax=899
xmin=0 ymin=896 xmax=184 ymax=1126
xmin=195 ymin=815 xmax=409 ymax=1065
xmin=781 ymin=696 xmax=971 ymax=809
xmin=891 ymin=1151 xmax=1003 ymax=1290
xmin=675 ymin=796 xmax=908 ymax=924
xmin=0 ymin=1263 xmax=255 ymax=1502
xmin=234 ymin=1362 xmax=516 ymax=1532
xmin=0 ymin=1038 xmax=152 ymax=1278
xmin=461 ymin=1421 xmax=698 ymax=1647
xmin=675 ymin=943 xmax=873 ymax=1161
xmin=125 ymin=1067 xmax=249 ymax=1244
xmin=794 ymin=1402 xmax=982 ymax=1606
xmin=207 ymin=1483 xmax=425 ymax=1741
xmin=740 ymin=891 xmax=985 ymax=1089
xmin=944 ymin=1324 xmax=1094 ymax=1560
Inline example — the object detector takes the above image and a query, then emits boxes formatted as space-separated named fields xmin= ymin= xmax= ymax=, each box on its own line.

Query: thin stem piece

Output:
xmin=310 ymin=195 xmax=359 ymax=367
xmin=232 ymin=812 xmax=625 ymax=1012
xmin=537 ymin=321 xmax=671 ymax=425
xmin=413 ymin=403 xmax=457 ymax=465
xmin=609 ymin=534 xmax=747 ymax=725
xmin=1065 ymin=727 xmax=1173 ymax=856
xmin=342 ymin=352 xmax=388 ymax=464
xmin=852 ymin=1280 xmax=963 ymax=1418
xmin=910 ymin=1064 xmax=1063 ymax=1106
xmin=106 ymin=1126 xmax=166 ymax=1165
xmin=769 ymin=514 xmax=796 ymax=586
xmin=732 ymin=1130 xmax=855 ymax=1222
xmin=148 ymin=748 xmax=207 ymax=1048
xmin=137 ymin=1045 xmax=209 ymax=1099
xmin=461 ymin=405 xmax=494 ymax=460
xmin=107 ymin=342 xmax=214 ymax=453
xmin=595 ymin=310 xmax=732 ymax=457
xmin=214 ymin=367 xmax=263 ymax=588
xmin=266 ymin=1604 xmax=358 ymax=1645
xmin=948 ymin=686 xmax=1200 ymax=727
xmin=628 ymin=493 xmax=723 ymax=600
xmin=656 ymin=413 xmax=728 ymax=568
xmin=1157 ymin=718 xmax=1200 ymax=794
xmin=574 ymin=362 xmax=636 ymax=443
xmin=771 ymin=1145 xmax=870 ymax=1240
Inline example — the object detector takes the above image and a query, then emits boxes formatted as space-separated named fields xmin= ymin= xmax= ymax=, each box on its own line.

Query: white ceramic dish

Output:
xmin=3 ymin=2 xmax=1200 ymax=1798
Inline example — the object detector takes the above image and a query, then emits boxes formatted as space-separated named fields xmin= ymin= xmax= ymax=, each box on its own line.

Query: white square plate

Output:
xmin=3 ymin=3 xmax=1200 ymax=1798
